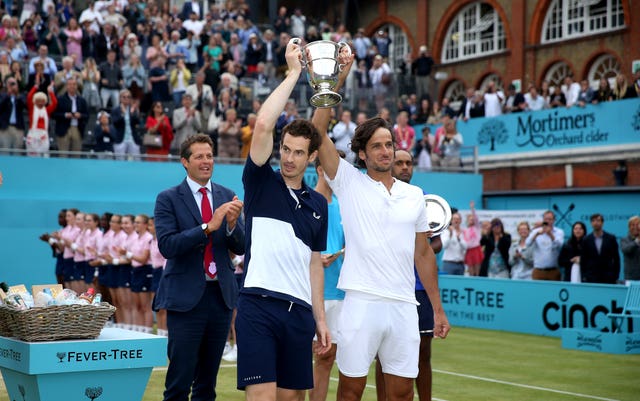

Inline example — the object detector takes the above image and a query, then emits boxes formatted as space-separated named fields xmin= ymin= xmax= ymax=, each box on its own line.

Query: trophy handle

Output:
xmin=289 ymin=37 xmax=308 ymax=69
xmin=337 ymin=42 xmax=352 ymax=71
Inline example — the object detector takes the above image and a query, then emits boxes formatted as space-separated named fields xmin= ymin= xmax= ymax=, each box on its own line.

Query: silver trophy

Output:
xmin=424 ymin=194 xmax=452 ymax=235
xmin=294 ymin=38 xmax=351 ymax=108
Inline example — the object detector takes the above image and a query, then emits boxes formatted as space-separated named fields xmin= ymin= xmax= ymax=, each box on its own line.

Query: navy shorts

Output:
xmin=118 ymin=264 xmax=132 ymax=288
xmin=236 ymin=294 xmax=315 ymax=390
xmin=62 ymin=258 xmax=75 ymax=282
xmin=84 ymin=262 xmax=96 ymax=284
xmin=55 ymin=255 xmax=64 ymax=276
xmin=107 ymin=265 xmax=120 ymax=288
xmin=151 ymin=267 xmax=163 ymax=292
xmin=416 ymin=290 xmax=434 ymax=337
xmin=97 ymin=265 xmax=109 ymax=287
xmin=131 ymin=265 xmax=153 ymax=292
xmin=71 ymin=261 xmax=86 ymax=281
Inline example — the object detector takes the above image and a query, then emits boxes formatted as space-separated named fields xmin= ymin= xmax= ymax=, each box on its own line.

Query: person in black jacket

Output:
xmin=94 ymin=110 xmax=116 ymax=154
xmin=52 ymin=77 xmax=89 ymax=156
xmin=581 ymin=214 xmax=621 ymax=284
xmin=0 ymin=77 xmax=26 ymax=153
xmin=558 ymin=221 xmax=587 ymax=282
xmin=111 ymin=89 xmax=142 ymax=159
xmin=480 ymin=218 xmax=512 ymax=278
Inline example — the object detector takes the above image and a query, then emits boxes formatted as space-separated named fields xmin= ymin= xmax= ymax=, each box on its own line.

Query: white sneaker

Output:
xmin=222 ymin=344 xmax=237 ymax=362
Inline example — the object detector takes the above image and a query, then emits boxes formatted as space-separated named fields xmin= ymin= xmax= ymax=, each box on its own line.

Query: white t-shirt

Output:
xmin=326 ymin=158 xmax=429 ymax=304
xmin=484 ymin=92 xmax=504 ymax=117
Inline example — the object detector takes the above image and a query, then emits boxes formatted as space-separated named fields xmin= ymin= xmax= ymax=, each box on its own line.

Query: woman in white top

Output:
xmin=509 ymin=222 xmax=534 ymax=280
xmin=441 ymin=213 xmax=468 ymax=275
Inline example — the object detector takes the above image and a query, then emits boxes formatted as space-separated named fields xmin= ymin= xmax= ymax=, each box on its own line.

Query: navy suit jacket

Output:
xmin=153 ymin=179 xmax=245 ymax=312
xmin=52 ymin=94 xmax=89 ymax=137
xmin=581 ymin=231 xmax=620 ymax=284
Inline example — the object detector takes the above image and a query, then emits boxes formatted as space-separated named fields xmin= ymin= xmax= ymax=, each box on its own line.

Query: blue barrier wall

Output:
xmin=439 ymin=276 xmax=631 ymax=337
xmin=0 ymin=156 xmax=482 ymax=287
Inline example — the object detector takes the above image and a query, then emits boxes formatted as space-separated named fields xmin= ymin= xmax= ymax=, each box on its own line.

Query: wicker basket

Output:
xmin=0 ymin=305 xmax=13 ymax=337
xmin=0 ymin=303 xmax=116 ymax=342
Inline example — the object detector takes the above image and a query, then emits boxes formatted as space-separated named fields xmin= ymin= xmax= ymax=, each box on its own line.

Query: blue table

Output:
xmin=0 ymin=328 xmax=167 ymax=401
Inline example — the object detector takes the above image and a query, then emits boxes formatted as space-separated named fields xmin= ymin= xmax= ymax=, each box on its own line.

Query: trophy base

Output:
xmin=310 ymin=92 xmax=342 ymax=108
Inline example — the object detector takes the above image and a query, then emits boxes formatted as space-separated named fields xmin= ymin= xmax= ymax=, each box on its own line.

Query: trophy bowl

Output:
xmin=424 ymin=194 xmax=452 ymax=235
xmin=297 ymin=39 xmax=351 ymax=108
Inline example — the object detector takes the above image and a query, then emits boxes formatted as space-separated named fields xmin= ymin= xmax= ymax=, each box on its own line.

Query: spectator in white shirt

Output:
xmin=563 ymin=75 xmax=581 ymax=107
xmin=524 ymin=84 xmax=547 ymax=111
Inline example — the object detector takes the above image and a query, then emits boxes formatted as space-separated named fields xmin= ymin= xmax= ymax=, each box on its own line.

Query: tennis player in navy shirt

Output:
xmin=235 ymin=38 xmax=331 ymax=401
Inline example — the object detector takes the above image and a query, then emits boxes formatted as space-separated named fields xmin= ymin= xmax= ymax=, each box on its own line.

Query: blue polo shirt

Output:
xmin=241 ymin=156 xmax=328 ymax=308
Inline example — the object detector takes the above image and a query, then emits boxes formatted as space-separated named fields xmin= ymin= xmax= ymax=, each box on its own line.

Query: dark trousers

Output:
xmin=163 ymin=281 xmax=232 ymax=401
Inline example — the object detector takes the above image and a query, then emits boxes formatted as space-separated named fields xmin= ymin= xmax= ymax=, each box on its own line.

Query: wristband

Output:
xmin=101 ymin=259 xmax=108 ymax=266
xmin=113 ymin=258 xmax=120 ymax=265
xmin=71 ymin=243 xmax=78 ymax=251
xmin=126 ymin=251 xmax=133 ymax=259
xmin=48 ymin=238 xmax=57 ymax=245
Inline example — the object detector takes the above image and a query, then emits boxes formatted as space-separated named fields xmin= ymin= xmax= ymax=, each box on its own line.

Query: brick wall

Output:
xmin=483 ymin=160 xmax=640 ymax=192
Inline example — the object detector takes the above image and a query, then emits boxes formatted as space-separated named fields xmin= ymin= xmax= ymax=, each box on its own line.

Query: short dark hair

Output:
xmin=350 ymin=117 xmax=393 ymax=168
xmin=280 ymin=119 xmax=321 ymax=155
xmin=180 ymin=133 xmax=214 ymax=159
xmin=590 ymin=213 xmax=604 ymax=222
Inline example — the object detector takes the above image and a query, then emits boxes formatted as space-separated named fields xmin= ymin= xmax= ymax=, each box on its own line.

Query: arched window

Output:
xmin=442 ymin=2 xmax=507 ymax=63
xmin=544 ymin=61 xmax=573 ymax=89
xmin=444 ymin=80 xmax=466 ymax=111
xmin=479 ymin=73 xmax=504 ymax=92
xmin=588 ymin=54 xmax=620 ymax=88
xmin=542 ymin=0 xmax=625 ymax=43
xmin=379 ymin=24 xmax=411 ymax=72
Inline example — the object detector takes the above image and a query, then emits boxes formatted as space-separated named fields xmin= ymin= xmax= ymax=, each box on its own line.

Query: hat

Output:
xmin=127 ymin=33 xmax=137 ymax=40
xmin=419 ymin=45 xmax=427 ymax=53
xmin=78 ymin=13 xmax=95 ymax=24
xmin=249 ymin=32 xmax=257 ymax=38
xmin=97 ymin=110 xmax=110 ymax=119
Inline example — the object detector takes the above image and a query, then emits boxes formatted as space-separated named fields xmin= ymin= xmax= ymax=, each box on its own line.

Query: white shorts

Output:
xmin=336 ymin=291 xmax=419 ymax=378
xmin=314 ymin=300 xmax=342 ymax=344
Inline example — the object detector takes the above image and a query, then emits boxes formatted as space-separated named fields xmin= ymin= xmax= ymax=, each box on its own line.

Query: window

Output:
xmin=542 ymin=0 xmax=625 ymax=43
xmin=588 ymin=54 xmax=620 ymax=88
xmin=544 ymin=62 xmax=573 ymax=89
xmin=379 ymin=24 xmax=411 ymax=72
xmin=442 ymin=2 xmax=507 ymax=63
xmin=444 ymin=80 xmax=466 ymax=111
xmin=479 ymin=73 xmax=504 ymax=92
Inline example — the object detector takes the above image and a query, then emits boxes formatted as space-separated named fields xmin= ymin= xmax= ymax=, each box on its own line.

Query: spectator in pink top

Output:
xmin=129 ymin=214 xmax=154 ymax=333
xmin=112 ymin=214 xmax=137 ymax=330
xmin=102 ymin=215 xmax=128 ymax=328
xmin=393 ymin=111 xmax=415 ymax=153
xmin=463 ymin=201 xmax=483 ymax=276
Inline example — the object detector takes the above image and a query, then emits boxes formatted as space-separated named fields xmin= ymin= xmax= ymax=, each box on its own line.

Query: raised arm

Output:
xmin=312 ymin=50 xmax=355 ymax=179
xmin=250 ymin=38 xmax=302 ymax=167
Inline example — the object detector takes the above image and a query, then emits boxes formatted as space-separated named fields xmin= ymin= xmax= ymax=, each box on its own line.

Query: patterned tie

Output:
xmin=199 ymin=187 xmax=216 ymax=278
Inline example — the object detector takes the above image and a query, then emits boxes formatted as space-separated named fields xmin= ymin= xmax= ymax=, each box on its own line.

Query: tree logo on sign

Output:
xmin=632 ymin=105 xmax=640 ymax=131
xmin=477 ymin=119 xmax=508 ymax=151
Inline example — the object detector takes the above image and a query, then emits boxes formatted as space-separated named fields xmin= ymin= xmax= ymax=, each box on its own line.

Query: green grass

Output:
xmin=2 ymin=327 xmax=639 ymax=401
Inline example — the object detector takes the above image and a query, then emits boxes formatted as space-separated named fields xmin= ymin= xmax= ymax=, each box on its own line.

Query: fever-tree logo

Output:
xmin=85 ymin=386 xmax=103 ymax=400
xmin=477 ymin=119 xmax=508 ymax=151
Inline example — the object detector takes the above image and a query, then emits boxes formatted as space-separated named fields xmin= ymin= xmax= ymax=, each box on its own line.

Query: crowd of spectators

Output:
xmin=442 ymin=209 xmax=639 ymax=285
xmin=0 ymin=0 xmax=638 ymax=168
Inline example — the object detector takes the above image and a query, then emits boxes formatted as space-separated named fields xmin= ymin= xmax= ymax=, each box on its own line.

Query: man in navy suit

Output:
xmin=52 ymin=77 xmax=88 ymax=155
xmin=154 ymin=133 xmax=245 ymax=401
xmin=581 ymin=213 xmax=620 ymax=284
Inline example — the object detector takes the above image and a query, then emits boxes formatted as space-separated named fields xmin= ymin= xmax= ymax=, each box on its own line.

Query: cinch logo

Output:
xmin=576 ymin=332 xmax=602 ymax=350
xmin=541 ymin=288 xmax=632 ymax=332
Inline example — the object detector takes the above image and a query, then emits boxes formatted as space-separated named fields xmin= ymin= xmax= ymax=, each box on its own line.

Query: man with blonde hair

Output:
xmin=621 ymin=216 xmax=639 ymax=284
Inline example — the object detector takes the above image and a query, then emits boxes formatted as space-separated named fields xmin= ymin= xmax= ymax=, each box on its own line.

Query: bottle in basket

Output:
xmin=78 ymin=288 xmax=96 ymax=304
